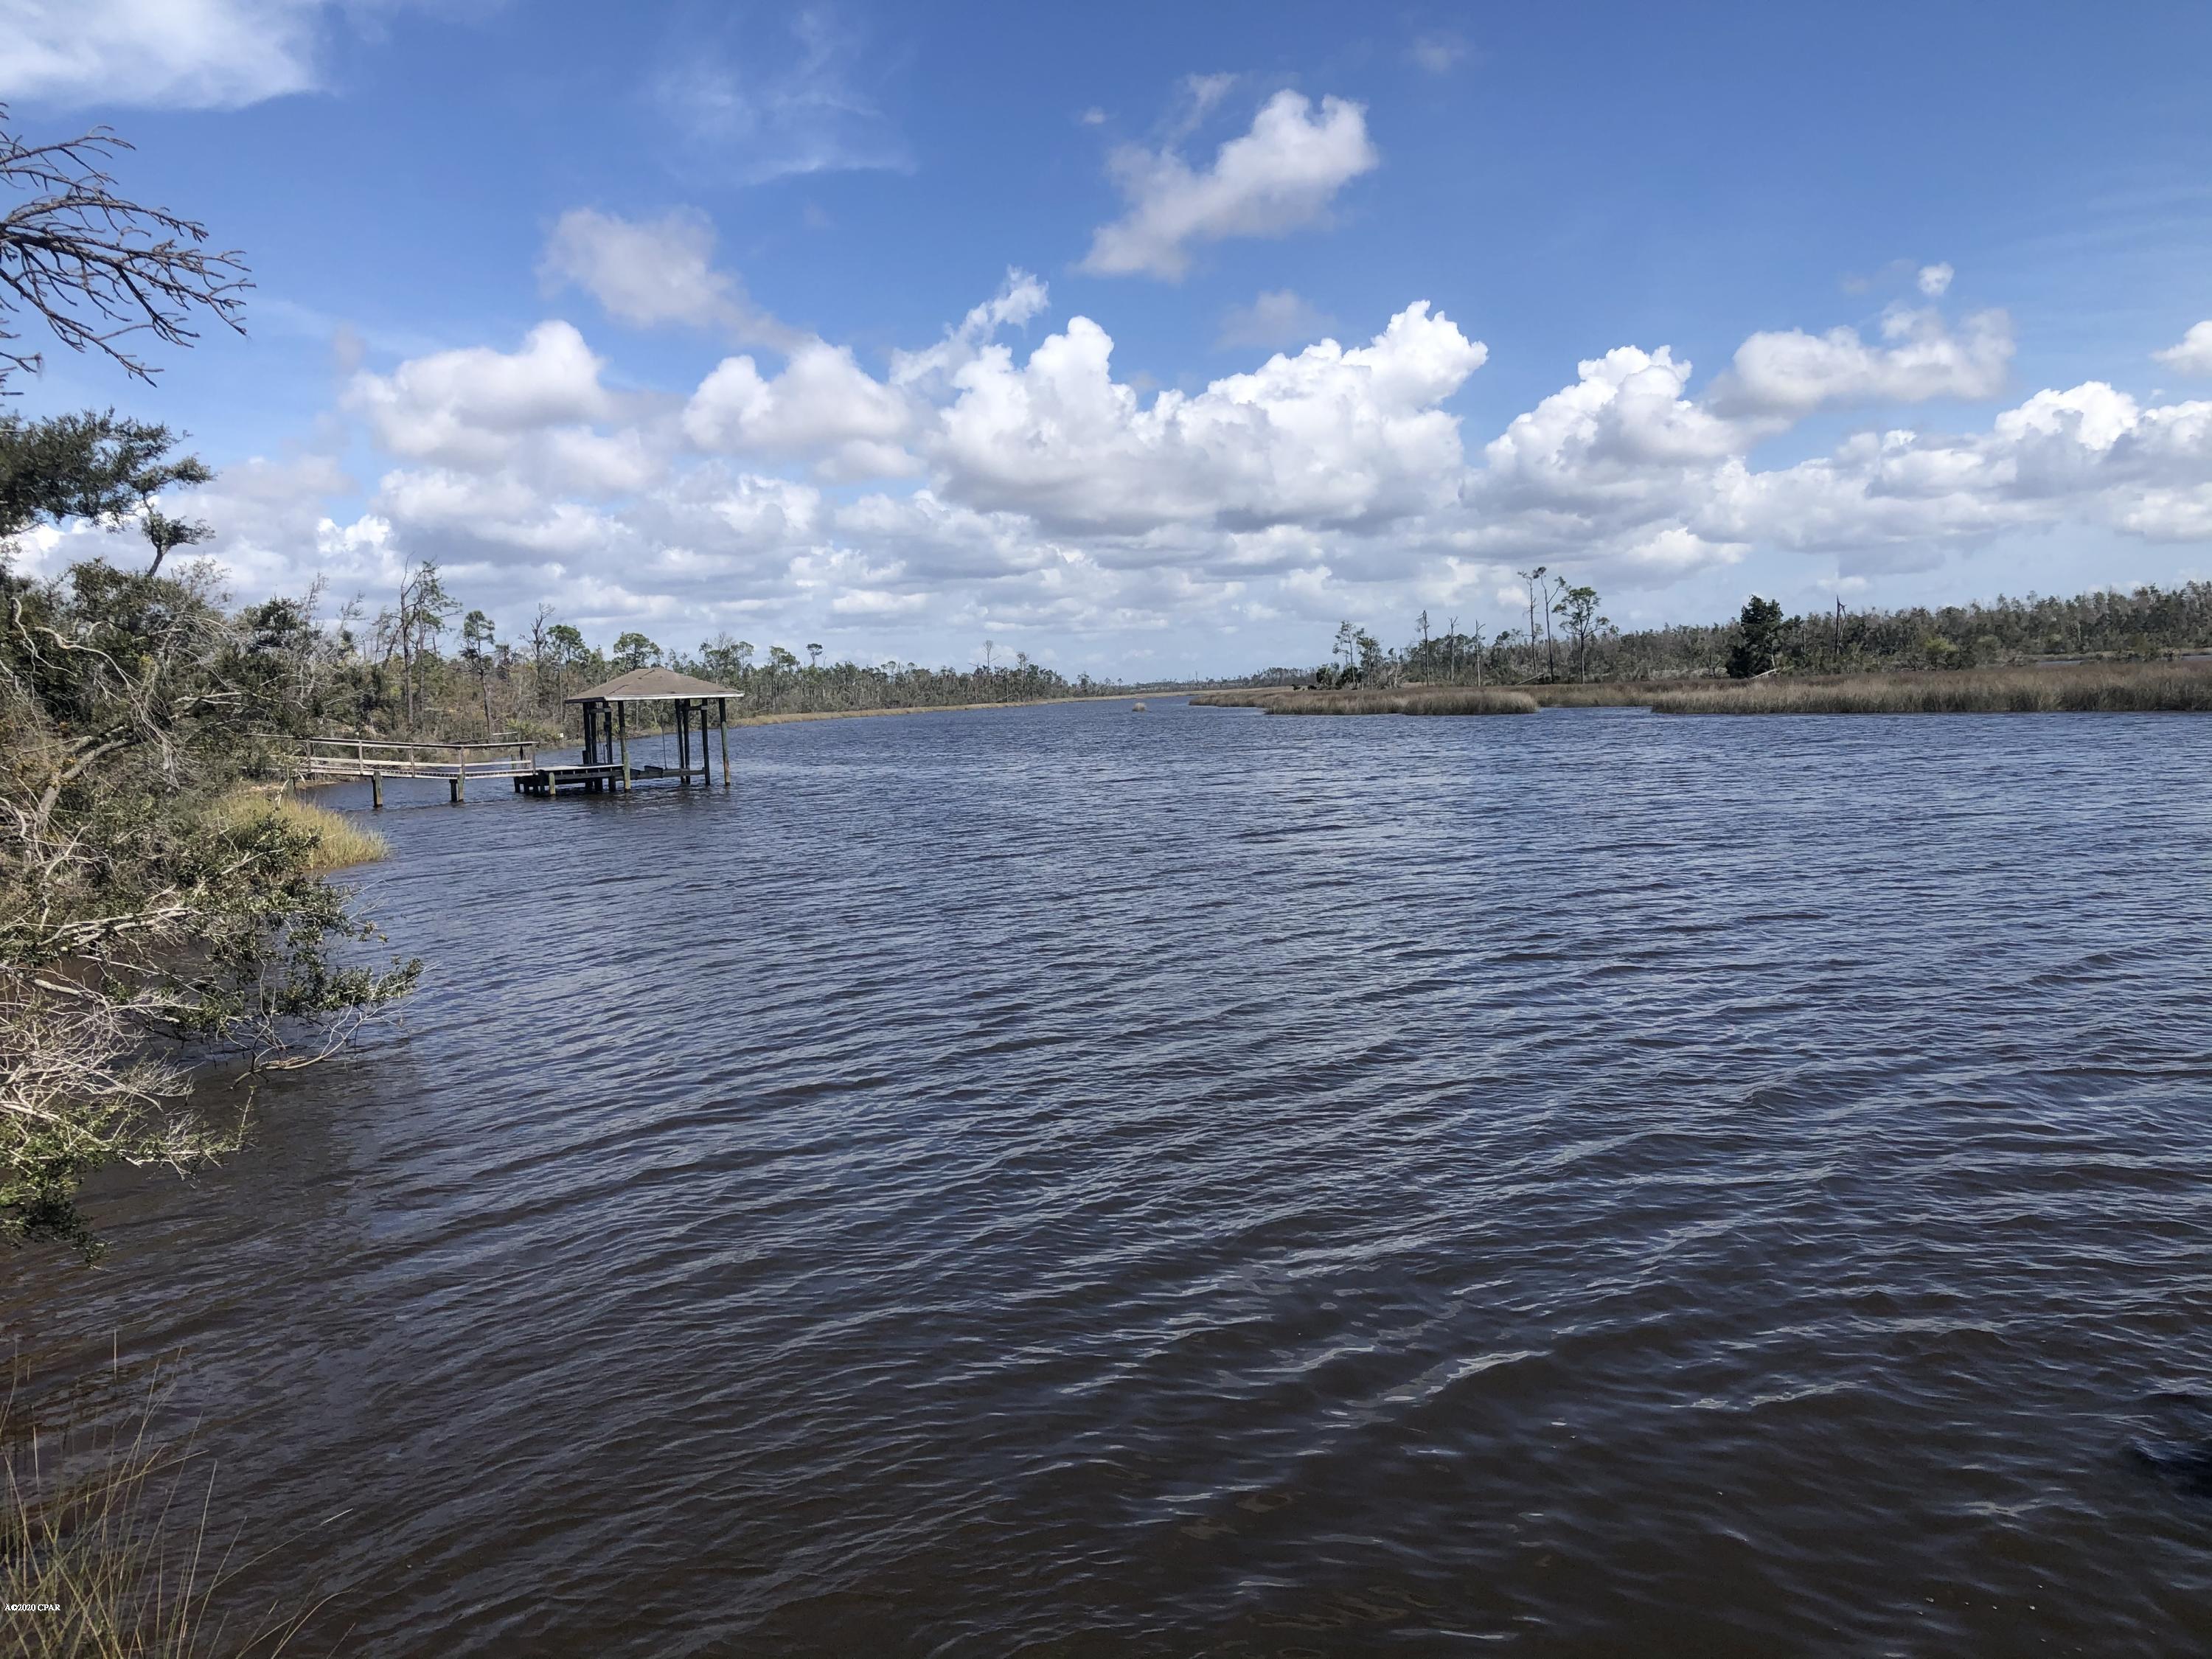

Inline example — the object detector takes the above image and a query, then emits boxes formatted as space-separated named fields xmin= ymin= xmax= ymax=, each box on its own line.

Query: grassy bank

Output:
xmin=1200 ymin=660 xmax=2212 ymax=717
xmin=1192 ymin=687 xmax=1540 ymax=716
xmin=211 ymin=790 xmax=389 ymax=872
xmin=725 ymin=690 xmax=1156 ymax=728
xmin=3 ymin=1368 xmax=319 ymax=1657
xmin=1642 ymin=661 xmax=2212 ymax=714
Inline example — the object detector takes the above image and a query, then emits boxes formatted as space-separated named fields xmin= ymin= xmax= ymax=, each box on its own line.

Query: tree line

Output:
xmin=1284 ymin=573 xmax=2212 ymax=689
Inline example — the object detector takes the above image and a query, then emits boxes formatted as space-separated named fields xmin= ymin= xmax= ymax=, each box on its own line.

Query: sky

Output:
xmin=4 ymin=0 xmax=2211 ymax=677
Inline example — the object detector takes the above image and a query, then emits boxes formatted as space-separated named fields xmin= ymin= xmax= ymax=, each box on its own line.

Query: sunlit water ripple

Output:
xmin=8 ymin=698 xmax=2212 ymax=1655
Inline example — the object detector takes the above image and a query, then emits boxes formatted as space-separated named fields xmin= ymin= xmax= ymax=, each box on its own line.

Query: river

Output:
xmin=9 ymin=696 xmax=2212 ymax=1655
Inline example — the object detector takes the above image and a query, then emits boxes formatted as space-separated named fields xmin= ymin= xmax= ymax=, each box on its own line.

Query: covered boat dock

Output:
xmin=521 ymin=667 xmax=743 ymax=795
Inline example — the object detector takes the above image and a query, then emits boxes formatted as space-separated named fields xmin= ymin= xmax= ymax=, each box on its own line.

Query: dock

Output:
xmin=298 ymin=668 xmax=743 ymax=806
xmin=296 ymin=737 xmax=538 ymax=807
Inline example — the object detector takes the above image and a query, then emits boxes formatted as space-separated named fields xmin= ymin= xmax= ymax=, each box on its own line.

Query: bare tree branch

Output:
xmin=0 ymin=105 xmax=250 ymax=391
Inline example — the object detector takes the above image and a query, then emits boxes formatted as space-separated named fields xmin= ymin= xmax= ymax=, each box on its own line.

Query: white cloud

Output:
xmin=1410 ymin=32 xmax=1468 ymax=73
xmin=346 ymin=321 xmax=615 ymax=470
xmin=2154 ymin=321 xmax=2212 ymax=377
xmin=540 ymin=208 xmax=794 ymax=347
xmin=173 ymin=274 xmax=2212 ymax=673
xmin=0 ymin=0 xmax=323 ymax=108
xmin=684 ymin=338 xmax=917 ymax=479
xmin=1916 ymin=262 xmax=1955 ymax=298
xmin=654 ymin=5 xmax=908 ymax=186
xmin=1080 ymin=89 xmax=1380 ymax=280
xmin=889 ymin=268 xmax=1050 ymax=392
xmin=1709 ymin=307 xmax=2014 ymax=417
xmin=1217 ymin=289 xmax=1335 ymax=350
xmin=931 ymin=302 xmax=1486 ymax=532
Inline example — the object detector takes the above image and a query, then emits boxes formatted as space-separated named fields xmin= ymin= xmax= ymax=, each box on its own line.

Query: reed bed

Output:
xmin=1645 ymin=661 xmax=2212 ymax=715
xmin=211 ymin=790 xmax=389 ymax=872
xmin=3 ymin=1371 xmax=321 ymax=1658
xmin=1192 ymin=688 xmax=1539 ymax=716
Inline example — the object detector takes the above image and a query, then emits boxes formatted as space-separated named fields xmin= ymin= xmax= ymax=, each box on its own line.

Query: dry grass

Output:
xmin=1198 ymin=660 xmax=2212 ymax=719
xmin=1644 ymin=661 xmax=2212 ymax=714
xmin=1192 ymin=687 xmax=1539 ymax=717
xmin=209 ymin=791 xmax=387 ymax=873
xmin=2 ymin=1369 xmax=324 ymax=1658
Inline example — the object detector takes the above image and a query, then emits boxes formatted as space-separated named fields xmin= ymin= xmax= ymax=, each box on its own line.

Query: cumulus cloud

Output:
xmin=1080 ymin=89 xmax=1379 ymax=280
xmin=345 ymin=321 xmax=616 ymax=470
xmin=2154 ymin=321 xmax=2212 ymax=377
xmin=684 ymin=338 xmax=917 ymax=479
xmin=540 ymin=208 xmax=795 ymax=347
xmin=180 ymin=275 xmax=2212 ymax=672
xmin=1708 ymin=307 xmax=2014 ymax=417
xmin=931 ymin=302 xmax=1486 ymax=532
xmin=1216 ymin=289 xmax=1335 ymax=350
xmin=1916 ymin=262 xmax=1955 ymax=297
xmin=889 ymin=268 xmax=1050 ymax=392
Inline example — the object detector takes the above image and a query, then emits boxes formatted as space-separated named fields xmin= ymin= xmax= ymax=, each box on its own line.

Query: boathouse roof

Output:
xmin=564 ymin=667 xmax=744 ymax=704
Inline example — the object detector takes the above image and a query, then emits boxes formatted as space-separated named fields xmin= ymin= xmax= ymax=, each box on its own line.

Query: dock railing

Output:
xmin=295 ymin=737 xmax=539 ymax=805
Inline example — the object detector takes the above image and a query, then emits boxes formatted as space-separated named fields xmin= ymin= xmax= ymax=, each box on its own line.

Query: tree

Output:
xmin=805 ymin=642 xmax=824 ymax=670
xmin=386 ymin=560 xmax=455 ymax=728
xmin=612 ymin=630 xmax=661 ymax=672
xmin=1554 ymin=583 xmax=1612 ymax=682
xmin=544 ymin=622 xmax=586 ymax=703
xmin=0 ymin=106 xmax=249 ymax=389
xmin=1 ymin=558 xmax=417 ymax=1253
xmin=1517 ymin=567 xmax=1548 ymax=680
xmin=462 ymin=608 xmax=496 ymax=735
xmin=1728 ymin=595 xmax=1787 ymax=678
xmin=1332 ymin=619 xmax=1359 ymax=677
xmin=1 ymin=411 xmax=211 ymax=571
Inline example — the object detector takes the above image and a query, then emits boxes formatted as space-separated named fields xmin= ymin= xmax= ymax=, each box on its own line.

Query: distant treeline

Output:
xmin=1267 ymin=579 xmax=2212 ymax=689
xmin=296 ymin=559 xmax=1230 ymax=740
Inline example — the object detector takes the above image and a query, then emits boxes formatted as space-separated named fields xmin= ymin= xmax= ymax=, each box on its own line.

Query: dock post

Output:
xmin=371 ymin=771 xmax=382 ymax=810
xmin=619 ymin=703 xmax=631 ymax=790
xmin=718 ymin=698 xmax=731 ymax=789
xmin=454 ymin=747 xmax=465 ymax=804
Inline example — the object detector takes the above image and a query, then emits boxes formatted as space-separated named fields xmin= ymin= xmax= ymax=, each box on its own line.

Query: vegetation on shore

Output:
xmin=1200 ymin=659 xmax=2212 ymax=717
xmin=1638 ymin=660 xmax=2212 ymax=714
xmin=0 ymin=105 xmax=417 ymax=1256
xmin=4 ymin=1361 xmax=321 ymax=1656
xmin=1192 ymin=687 xmax=1539 ymax=716
xmin=1267 ymin=579 xmax=2212 ymax=692
xmin=209 ymin=790 xmax=390 ymax=874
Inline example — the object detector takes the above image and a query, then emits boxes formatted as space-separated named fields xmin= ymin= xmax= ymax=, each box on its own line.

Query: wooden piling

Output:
xmin=718 ymin=698 xmax=731 ymax=789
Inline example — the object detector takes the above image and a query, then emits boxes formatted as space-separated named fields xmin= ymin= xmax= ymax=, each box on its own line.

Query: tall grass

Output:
xmin=2 ymin=1368 xmax=322 ymax=1658
xmin=1200 ymin=660 xmax=2212 ymax=717
xmin=1192 ymin=687 xmax=1539 ymax=716
xmin=1645 ymin=661 xmax=2212 ymax=714
xmin=210 ymin=791 xmax=387 ymax=873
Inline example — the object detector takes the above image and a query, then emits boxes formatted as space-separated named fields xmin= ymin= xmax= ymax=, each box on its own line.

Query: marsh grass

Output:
xmin=1200 ymin=661 xmax=2212 ymax=718
xmin=1192 ymin=688 xmax=1540 ymax=716
xmin=209 ymin=791 xmax=387 ymax=873
xmin=2 ymin=1366 xmax=326 ymax=1658
xmin=1643 ymin=661 xmax=2212 ymax=714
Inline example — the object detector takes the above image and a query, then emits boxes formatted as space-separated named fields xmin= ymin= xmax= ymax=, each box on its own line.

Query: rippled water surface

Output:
xmin=10 ymin=698 xmax=2212 ymax=1656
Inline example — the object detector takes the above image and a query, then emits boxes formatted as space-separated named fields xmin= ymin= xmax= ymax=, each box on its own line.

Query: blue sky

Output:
xmin=6 ymin=1 xmax=2212 ymax=675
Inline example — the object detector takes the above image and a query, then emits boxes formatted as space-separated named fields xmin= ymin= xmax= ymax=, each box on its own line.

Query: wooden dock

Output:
xmin=296 ymin=738 xmax=538 ymax=807
xmin=298 ymin=669 xmax=744 ymax=806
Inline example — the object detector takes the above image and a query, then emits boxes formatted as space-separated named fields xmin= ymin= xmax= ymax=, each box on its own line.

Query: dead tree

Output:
xmin=1 ymin=105 xmax=249 ymax=389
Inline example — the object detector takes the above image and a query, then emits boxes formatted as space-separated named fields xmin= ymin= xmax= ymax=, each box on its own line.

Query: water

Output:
xmin=9 ymin=698 xmax=2212 ymax=1655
